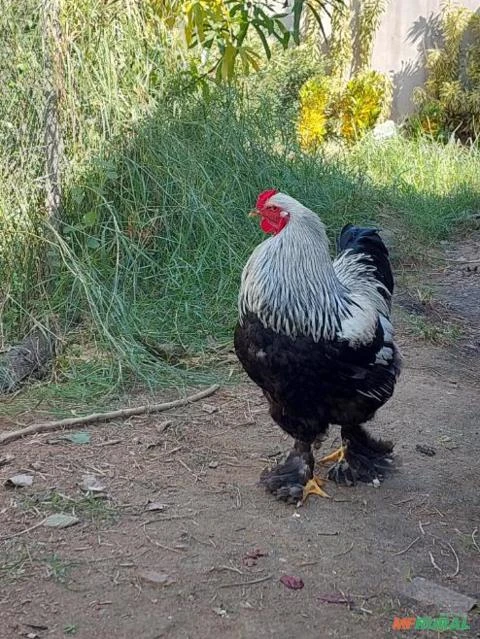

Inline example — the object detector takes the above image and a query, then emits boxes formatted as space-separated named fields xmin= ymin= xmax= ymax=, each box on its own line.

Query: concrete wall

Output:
xmin=370 ymin=0 xmax=479 ymax=119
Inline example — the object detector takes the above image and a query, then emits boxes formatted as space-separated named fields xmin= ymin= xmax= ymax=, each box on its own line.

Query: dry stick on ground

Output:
xmin=218 ymin=574 xmax=273 ymax=588
xmin=0 ymin=384 xmax=220 ymax=446
xmin=391 ymin=536 xmax=421 ymax=556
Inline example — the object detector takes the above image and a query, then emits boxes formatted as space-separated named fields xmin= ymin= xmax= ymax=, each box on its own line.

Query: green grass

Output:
xmin=43 ymin=553 xmax=77 ymax=584
xmin=344 ymin=135 xmax=480 ymax=238
xmin=20 ymin=490 xmax=118 ymax=524
xmin=0 ymin=542 xmax=33 ymax=584
xmin=1 ymin=0 xmax=480 ymax=403
xmin=402 ymin=313 xmax=464 ymax=345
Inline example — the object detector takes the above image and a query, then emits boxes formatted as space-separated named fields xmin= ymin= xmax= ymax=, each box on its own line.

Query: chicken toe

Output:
xmin=301 ymin=477 xmax=330 ymax=503
xmin=319 ymin=445 xmax=346 ymax=465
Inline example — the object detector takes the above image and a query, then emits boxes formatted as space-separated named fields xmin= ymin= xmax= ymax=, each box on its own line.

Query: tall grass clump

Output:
xmin=0 ymin=0 xmax=45 ymax=339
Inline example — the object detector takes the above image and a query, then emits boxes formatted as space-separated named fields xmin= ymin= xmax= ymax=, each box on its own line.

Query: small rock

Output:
xmin=208 ymin=461 xmax=219 ymax=469
xmin=80 ymin=474 xmax=106 ymax=493
xmin=138 ymin=570 xmax=176 ymax=587
xmin=404 ymin=577 xmax=477 ymax=612
xmin=146 ymin=501 xmax=168 ymax=512
xmin=5 ymin=474 xmax=34 ymax=488
xmin=372 ymin=119 xmax=397 ymax=140
xmin=202 ymin=403 xmax=218 ymax=414
xmin=416 ymin=444 xmax=436 ymax=457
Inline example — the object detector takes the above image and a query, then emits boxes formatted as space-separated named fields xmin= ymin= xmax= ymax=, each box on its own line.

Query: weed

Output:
xmin=404 ymin=315 xmax=463 ymax=345
xmin=43 ymin=553 xmax=75 ymax=584
xmin=0 ymin=542 xmax=33 ymax=584
xmin=21 ymin=491 xmax=118 ymax=524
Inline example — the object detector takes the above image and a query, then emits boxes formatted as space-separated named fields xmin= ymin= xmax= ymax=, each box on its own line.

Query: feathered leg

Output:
xmin=261 ymin=440 xmax=329 ymax=504
xmin=322 ymin=425 xmax=394 ymax=486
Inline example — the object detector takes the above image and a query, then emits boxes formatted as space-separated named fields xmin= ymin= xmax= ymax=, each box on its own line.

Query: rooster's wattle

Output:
xmin=234 ymin=190 xmax=401 ymax=503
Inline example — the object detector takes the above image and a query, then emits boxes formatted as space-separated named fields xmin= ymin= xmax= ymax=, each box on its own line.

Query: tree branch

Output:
xmin=0 ymin=384 xmax=220 ymax=445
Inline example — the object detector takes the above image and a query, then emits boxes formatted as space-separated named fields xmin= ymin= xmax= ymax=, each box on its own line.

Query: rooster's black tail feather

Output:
xmin=338 ymin=224 xmax=394 ymax=296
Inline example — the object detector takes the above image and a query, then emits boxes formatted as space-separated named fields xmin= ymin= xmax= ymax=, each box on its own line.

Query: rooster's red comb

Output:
xmin=256 ymin=189 xmax=278 ymax=210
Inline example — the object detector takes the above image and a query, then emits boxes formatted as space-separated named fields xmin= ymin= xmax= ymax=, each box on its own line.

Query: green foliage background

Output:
xmin=0 ymin=0 xmax=479 ymax=401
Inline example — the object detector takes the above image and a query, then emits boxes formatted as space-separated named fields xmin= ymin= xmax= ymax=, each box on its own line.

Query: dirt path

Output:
xmin=1 ymin=245 xmax=479 ymax=639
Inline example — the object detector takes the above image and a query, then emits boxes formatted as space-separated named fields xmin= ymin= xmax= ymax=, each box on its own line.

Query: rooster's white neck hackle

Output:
xmin=238 ymin=193 xmax=390 ymax=344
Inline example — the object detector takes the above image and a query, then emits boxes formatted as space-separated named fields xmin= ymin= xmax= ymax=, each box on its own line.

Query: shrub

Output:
xmin=297 ymin=70 xmax=391 ymax=147
xmin=297 ymin=75 xmax=334 ymax=149
xmin=339 ymin=70 xmax=391 ymax=141
xmin=410 ymin=2 xmax=480 ymax=142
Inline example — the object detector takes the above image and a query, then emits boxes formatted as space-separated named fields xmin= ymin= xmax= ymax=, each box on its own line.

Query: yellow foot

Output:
xmin=319 ymin=445 xmax=346 ymax=465
xmin=301 ymin=477 xmax=330 ymax=504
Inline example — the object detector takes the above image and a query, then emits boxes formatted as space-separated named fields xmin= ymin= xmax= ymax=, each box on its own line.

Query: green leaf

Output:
xmin=86 ymin=237 xmax=100 ymax=249
xmin=221 ymin=43 xmax=237 ymax=81
xmin=192 ymin=3 xmax=205 ymax=43
xmin=243 ymin=47 xmax=261 ymax=72
xmin=292 ymin=0 xmax=305 ymax=44
xmin=253 ymin=23 xmax=271 ymax=59
xmin=82 ymin=210 xmax=98 ymax=227
xmin=60 ymin=432 xmax=91 ymax=444
xmin=43 ymin=513 xmax=80 ymax=528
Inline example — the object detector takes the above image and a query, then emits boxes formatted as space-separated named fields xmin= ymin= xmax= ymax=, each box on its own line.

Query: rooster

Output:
xmin=234 ymin=190 xmax=401 ymax=504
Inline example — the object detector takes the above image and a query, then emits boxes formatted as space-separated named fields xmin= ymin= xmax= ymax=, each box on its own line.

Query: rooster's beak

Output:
xmin=248 ymin=208 xmax=260 ymax=218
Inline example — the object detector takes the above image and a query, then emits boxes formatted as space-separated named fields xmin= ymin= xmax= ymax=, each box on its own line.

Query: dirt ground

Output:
xmin=1 ymin=239 xmax=479 ymax=639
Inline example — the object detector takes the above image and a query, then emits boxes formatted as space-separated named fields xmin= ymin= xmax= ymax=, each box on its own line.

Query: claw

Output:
xmin=319 ymin=445 xmax=346 ymax=465
xmin=300 ymin=476 xmax=330 ymax=504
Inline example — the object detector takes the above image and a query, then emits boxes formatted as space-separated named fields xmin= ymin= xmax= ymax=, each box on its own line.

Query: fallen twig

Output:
xmin=0 ymin=519 xmax=46 ymax=541
xmin=178 ymin=458 xmax=203 ymax=482
xmin=472 ymin=528 xmax=480 ymax=554
xmin=333 ymin=543 xmax=354 ymax=558
xmin=429 ymin=551 xmax=443 ymax=573
xmin=392 ymin=497 xmax=414 ymax=506
xmin=0 ymin=384 xmax=220 ymax=446
xmin=218 ymin=574 xmax=272 ymax=588
xmin=142 ymin=524 xmax=184 ymax=554
xmin=445 ymin=541 xmax=460 ymax=579
xmin=142 ymin=513 xmax=198 ymax=524
xmin=210 ymin=565 xmax=244 ymax=575
xmin=96 ymin=439 xmax=123 ymax=447
xmin=392 ymin=536 xmax=420 ymax=556
xmin=419 ymin=521 xmax=430 ymax=535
